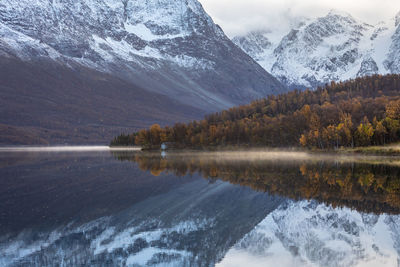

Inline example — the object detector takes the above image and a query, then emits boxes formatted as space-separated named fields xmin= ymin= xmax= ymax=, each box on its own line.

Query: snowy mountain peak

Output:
xmin=317 ymin=9 xmax=369 ymax=33
xmin=122 ymin=0 xmax=221 ymax=37
xmin=232 ymin=31 xmax=272 ymax=60
xmin=326 ymin=9 xmax=354 ymax=20
xmin=396 ymin=11 xmax=400 ymax=27
xmin=0 ymin=0 xmax=221 ymax=54
xmin=233 ymin=10 xmax=399 ymax=89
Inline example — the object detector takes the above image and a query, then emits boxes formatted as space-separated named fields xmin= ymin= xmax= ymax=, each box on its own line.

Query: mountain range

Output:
xmin=1 ymin=2 xmax=400 ymax=145
xmin=233 ymin=10 xmax=400 ymax=89
xmin=0 ymin=0 xmax=284 ymax=144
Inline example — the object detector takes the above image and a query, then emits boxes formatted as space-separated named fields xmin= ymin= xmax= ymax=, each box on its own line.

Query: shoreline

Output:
xmin=1 ymin=144 xmax=399 ymax=157
xmin=146 ymin=145 xmax=400 ymax=157
xmin=0 ymin=146 xmax=141 ymax=152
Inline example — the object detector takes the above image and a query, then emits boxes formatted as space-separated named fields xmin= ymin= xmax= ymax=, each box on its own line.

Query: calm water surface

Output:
xmin=0 ymin=149 xmax=400 ymax=267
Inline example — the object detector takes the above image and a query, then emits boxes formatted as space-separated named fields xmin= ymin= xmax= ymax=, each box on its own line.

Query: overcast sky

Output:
xmin=198 ymin=0 xmax=400 ymax=37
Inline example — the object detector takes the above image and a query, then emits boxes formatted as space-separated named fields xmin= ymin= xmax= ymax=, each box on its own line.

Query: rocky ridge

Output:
xmin=233 ymin=10 xmax=400 ymax=89
xmin=0 ymin=0 xmax=284 ymax=110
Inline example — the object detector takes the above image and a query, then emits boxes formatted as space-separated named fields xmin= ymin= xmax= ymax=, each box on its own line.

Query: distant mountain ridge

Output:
xmin=233 ymin=10 xmax=400 ymax=89
xmin=0 ymin=0 xmax=285 ymax=144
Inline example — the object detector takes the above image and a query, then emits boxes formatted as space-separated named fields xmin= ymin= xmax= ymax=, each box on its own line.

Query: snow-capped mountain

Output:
xmin=233 ymin=10 xmax=400 ymax=89
xmin=218 ymin=200 xmax=400 ymax=267
xmin=0 ymin=0 xmax=285 ymax=144
xmin=0 ymin=0 xmax=284 ymax=109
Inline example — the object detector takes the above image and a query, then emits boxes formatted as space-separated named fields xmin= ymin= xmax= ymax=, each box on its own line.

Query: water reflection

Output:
xmin=112 ymin=151 xmax=400 ymax=266
xmin=0 ymin=151 xmax=280 ymax=266
xmin=1 ymin=150 xmax=400 ymax=266
xmin=112 ymin=151 xmax=400 ymax=215
xmin=218 ymin=201 xmax=400 ymax=267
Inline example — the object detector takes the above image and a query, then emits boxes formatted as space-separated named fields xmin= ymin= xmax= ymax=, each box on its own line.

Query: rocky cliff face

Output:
xmin=233 ymin=10 xmax=400 ymax=89
xmin=0 ymin=0 xmax=285 ymax=144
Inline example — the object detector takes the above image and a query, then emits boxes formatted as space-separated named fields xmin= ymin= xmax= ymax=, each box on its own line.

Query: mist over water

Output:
xmin=133 ymin=149 xmax=400 ymax=167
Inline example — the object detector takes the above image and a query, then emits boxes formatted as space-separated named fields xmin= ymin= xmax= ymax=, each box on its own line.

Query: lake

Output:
xmin=0 ymin=148 xmax=400 ymax=266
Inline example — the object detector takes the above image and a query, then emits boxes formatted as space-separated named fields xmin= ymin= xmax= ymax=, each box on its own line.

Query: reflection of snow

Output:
xmin=218 ymin=200 xmax=400 ymax=267
xmin=126 ymin=247 xmax=189 ymax=266
xmin=92 ymin=218 xmax=214 ymax=256
xmin=0 ymin=230 xmax=62 ymax=266
xmin=0 ymin=211 xmax=215 ymax=266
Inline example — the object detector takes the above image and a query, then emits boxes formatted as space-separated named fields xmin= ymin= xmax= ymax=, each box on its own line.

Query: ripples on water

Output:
xmin=0 ymin=148 xmax=400 ymax=266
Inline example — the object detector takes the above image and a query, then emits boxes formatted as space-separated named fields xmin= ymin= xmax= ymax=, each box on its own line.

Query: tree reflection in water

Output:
xmin=112 ymin=150 xmax=400 ymax=214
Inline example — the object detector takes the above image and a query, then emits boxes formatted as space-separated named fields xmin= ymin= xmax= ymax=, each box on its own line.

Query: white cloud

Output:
xmin=198 ymin=0 xmax=400 ymax=37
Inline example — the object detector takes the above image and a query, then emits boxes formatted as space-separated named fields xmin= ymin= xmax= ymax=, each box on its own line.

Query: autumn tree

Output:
xmin=386 ymin=99 xmax=400 ymax=120
xmin=373 ymin=117 xmax=387 ymax=145
xmin=355 ymin=117 xmax=374 ymax=146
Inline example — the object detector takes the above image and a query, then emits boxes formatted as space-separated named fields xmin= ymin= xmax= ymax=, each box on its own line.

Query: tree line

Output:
xmin=111 ymin=74 xmax=400 ymax=149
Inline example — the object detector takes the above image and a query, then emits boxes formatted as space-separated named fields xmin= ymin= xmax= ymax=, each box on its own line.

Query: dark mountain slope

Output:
xmin=0 ymin=56 xmax=203 ymax=144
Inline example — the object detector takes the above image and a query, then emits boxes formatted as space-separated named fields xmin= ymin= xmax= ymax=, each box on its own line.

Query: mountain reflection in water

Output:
xmin=0 ymin=151 xmax=281 ymax=266
xmin=0 ymin=150 xmax=400 ymax=266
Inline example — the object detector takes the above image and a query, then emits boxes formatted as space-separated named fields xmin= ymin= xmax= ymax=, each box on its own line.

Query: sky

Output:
xmin=198 ymin=0 xmax=400 ymax=37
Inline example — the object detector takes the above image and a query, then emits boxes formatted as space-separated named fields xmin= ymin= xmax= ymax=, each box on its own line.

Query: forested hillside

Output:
xmin=113 ymin=74 xmax=400 ymax=149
